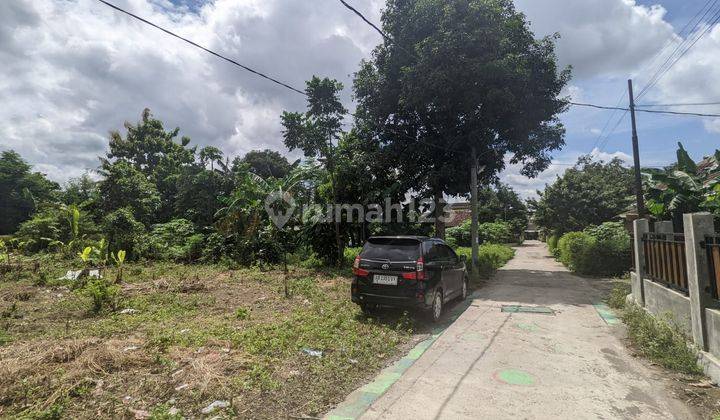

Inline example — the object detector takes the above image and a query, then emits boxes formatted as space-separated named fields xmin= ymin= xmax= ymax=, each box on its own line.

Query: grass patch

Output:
xmin=621 ymin=304 xmax=701 ymax=375
xmin=0 ymin=257 xmax=416 ymax=418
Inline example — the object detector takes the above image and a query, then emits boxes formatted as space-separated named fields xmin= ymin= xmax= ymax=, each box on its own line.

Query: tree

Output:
xmin=0 ymin=150 xmax=59 ymax=234
xmin=101 ymin=108 xmax=196 ymax=222
xmin=98 ymin=161 xmax=161 ymax=226
xmin=199 ymin=146 xmax=223 ymax=171
xmin=531 ymin=156 xmax=634 ymax=235
xmin=477 ymin=183 xmax=528 ymax=236
xmin=644 ymin=142 xmax=720 ymax=227
xmin=281 ymin=76 xmax=348 ymax=264
xmin=236 ymin=149 xmax=293 ymax=179
xmin=354 ymin=0 xmax=569 ymax=238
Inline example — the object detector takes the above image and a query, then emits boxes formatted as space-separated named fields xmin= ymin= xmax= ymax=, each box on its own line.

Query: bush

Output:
xmin=477 ymin=222 xmax=514 ymax=244
xmin=456 ymin=244 xmax=515 ymax=277
xmin=16 ymin=210 xmax=61 ymax=253
xmin=546 ymin=234 xmax=559 ymax=255
xmin=446 ymin=221 xmax=471 ymax=247
xmin=80 ymin=277 xmax=119 ymax=314
xmin=343 ymin=247 xmax=362 ymax=267
xmin=622 ymin=304 xmax=701 ymax=374
xmin=556 ymin=222 xmax=631 ymax=276
xmin=103 ymin=208 xmax=145 ymax=259
xmin=136 ymin=218 xmax=205 ymax=262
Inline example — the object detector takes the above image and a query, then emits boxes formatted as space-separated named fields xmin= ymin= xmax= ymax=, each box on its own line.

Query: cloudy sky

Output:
xmin=2 ymin=0 xmax=720 ymax=198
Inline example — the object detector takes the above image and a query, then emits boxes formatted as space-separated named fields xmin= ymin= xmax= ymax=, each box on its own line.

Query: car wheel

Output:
xmin=431 ymin=290 xmax=443 ymax=322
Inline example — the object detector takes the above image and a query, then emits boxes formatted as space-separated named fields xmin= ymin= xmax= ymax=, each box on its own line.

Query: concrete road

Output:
xmin=360 ymin=241 xmax=697 ymax=420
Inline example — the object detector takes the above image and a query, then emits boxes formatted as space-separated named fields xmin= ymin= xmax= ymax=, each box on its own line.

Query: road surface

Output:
xmin=357 ymin=241 xmax=696 ymax=419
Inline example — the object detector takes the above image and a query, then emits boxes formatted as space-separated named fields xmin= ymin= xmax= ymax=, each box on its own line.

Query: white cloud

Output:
xmin=0 ymin=0 xmax=381 ymax=182
xmin=499 ymin=148 xmax=634 ymax=199
xmin=1 ymin=0 xmax=717 ymax=197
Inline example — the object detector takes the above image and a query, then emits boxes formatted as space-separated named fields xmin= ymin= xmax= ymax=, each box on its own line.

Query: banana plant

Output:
xmin=111 ymin=250 xmax=126 ymax=283
xmin=78 ymin=246 xmax=93 ymax=267
xmin=643 ymin=142 xmax=720 ymax=223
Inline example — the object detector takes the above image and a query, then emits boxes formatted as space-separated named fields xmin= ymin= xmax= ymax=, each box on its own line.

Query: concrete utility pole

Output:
xmin=470 ymin=147 xmax=479 ymax=277
xmin=628 ymin=79 xmax=646 ymax=218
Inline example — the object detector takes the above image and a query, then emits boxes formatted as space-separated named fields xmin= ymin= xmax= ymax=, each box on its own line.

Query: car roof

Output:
xmin=368 ymin=235 xmax=434 ymax=241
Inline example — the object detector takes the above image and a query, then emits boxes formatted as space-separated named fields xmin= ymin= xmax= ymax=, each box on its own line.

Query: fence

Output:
xmin=706 ymin=235 xmax=720 ymax=300
xmin=642 ymin=232 xmax=689 ymax=293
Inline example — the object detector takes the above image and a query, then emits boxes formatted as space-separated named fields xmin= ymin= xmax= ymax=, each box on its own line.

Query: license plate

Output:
xmin=373 ymin=275 xmax=398 ymax=285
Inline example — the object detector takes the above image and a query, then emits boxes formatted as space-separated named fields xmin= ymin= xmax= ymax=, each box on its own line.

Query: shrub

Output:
xmin=80 ymin=277 xmax=119 ymax=314
xmin=136 ymin=219 xmax=205 ymax=262
xmin=446 ymin=221 xmax=471 ymax=247
xmin=16 ymin=210 xmax=61 ymax=253
xmin=546 ymin=234 xmax=559 ymax=255
xmin=343 ymin=247 xmax=362 ymax=267
xmin=456 ymin=244 xmax=515 ymax=277
xmin=477 ymin=222 xmax=514 ymax=244
xmin=607 ymin=281 xmax=631 ymax=310
xmin=622 ymin=304 xmax=701 ymax=374
xmin=556 ymin=222 xmax=631 ymax=276
xmin=103 ymin=208 xmax=145 ymax=259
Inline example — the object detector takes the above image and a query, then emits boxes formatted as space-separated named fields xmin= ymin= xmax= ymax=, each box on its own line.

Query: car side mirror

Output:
xmin=459 ymin=254 xmax=467 ymax=263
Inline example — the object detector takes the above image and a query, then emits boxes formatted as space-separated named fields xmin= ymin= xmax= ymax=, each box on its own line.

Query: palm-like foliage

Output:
xmin=643 ymin=143 xmax=720 ymax=221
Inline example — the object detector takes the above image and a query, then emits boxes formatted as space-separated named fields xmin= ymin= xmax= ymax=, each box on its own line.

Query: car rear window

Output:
xmin=361 ymin=238 xmax=421 ymax=261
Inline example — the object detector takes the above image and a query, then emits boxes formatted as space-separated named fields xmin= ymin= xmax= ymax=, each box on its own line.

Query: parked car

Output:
xmin=351 ymin=236 xmax=468 ymax=322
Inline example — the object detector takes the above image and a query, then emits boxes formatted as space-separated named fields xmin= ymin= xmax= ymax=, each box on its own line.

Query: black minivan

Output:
xmin=351 ymin=236 xmax=468 ymax=322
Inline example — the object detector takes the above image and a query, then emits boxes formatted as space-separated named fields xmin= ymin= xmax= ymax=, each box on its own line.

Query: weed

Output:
xmin=622 ymin=304 xmax=702 ymax=375
xmin=0 ymin=329 xmax=11 ymax=346
xmin=149 ymin=403 xmax=183 ymax=419
xmin=606 ymin=281 xmax=631 ymax=310
xmin=235 ymin=307 xmax=250 ymax=320
xmin=79 ymin=277 xmax=119 ymax=314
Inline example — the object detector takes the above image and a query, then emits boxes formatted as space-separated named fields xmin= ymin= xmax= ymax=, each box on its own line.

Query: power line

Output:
xmin=637 ymin=101 xmax=720 ymax=107
xmin=338 ymin=0 xmax=389 ymax=43
xmin=637 ymin=0 xmax=720 ymax=100
xmin=337 ymin=0 xmax=415 ymax=57
xmin=570 ymin=102 xmax=720 ymax=117
xmin=94 ymin=0 xmax=306 ymax=96
xmin=592 ymin=0 xmax=719 ymax=154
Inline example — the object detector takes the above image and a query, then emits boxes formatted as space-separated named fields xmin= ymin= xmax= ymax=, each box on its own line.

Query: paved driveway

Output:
xmin=354 ymin=241 xmax=696 ymax=419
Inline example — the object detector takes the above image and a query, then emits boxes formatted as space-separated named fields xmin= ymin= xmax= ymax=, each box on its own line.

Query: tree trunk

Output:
xmin=434 ymin=189 xmax=446 ymax=240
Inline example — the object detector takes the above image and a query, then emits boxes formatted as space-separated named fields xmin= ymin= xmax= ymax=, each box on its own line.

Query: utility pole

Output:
xmin=628 ymin=79 xmax=645 ymax=218
xmin=470 ymin=146 xmax=479 ymax=278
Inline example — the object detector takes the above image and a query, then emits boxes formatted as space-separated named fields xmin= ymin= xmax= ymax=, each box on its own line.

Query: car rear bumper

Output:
xmin=351 ymin=290 xmax=432 ymax=310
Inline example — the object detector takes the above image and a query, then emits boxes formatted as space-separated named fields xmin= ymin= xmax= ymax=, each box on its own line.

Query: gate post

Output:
xmin=684 ymin=212 xmax=715 ymax=350
xmin=632 ymin=219 xmax=649 ymax=306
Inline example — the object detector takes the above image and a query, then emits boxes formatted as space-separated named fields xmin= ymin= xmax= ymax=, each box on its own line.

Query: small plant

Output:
xmin=0 ymin=239 xmax=8 ymax=266
xmin=81 ymin=277 xmax=119 ymax=314
xmin=111 ymin=250 xmax=126 ymax=283
xmin=235 ymin=307 xmax=250 ymax=320
xmin=78 ymin=246 xmax=93 ymax=266
xmin=622 ymin=304 xmax=702 ymax=374
xmin=606 ymin=281 xmax=631 ymax=310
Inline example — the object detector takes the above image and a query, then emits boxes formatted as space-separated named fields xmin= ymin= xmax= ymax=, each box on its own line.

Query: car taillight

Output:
xmin=352 ymin=256 xmax=369 ymax=277
xmin=416 ymin=256 xmax=425 ymax=280
xmin=402 ymin=257 xmax=426 ymax=280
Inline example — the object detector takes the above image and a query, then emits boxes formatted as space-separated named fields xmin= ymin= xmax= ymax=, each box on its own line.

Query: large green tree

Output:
xmin=354 ymin=0 xmax=569 ymax=237
xmin=100 ymin=109 xmax=196 ymax=223
xmin=0 ymin=150 xmax=59 ymax=234
xmin=281 ymin=76 xmax=348 ymax=264
xmin=236 ymin=149 xmax=293 ymax=180
xmin=530 ymin=157 xmax=634 ymax=235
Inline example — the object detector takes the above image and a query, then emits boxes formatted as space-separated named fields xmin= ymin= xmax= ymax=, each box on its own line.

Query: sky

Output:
xmin=2 ymin=0 xmax=720 ymax=199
